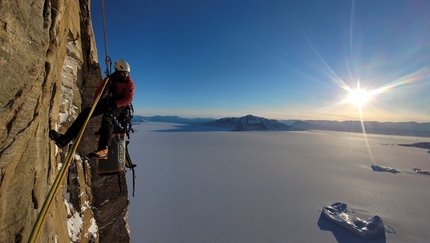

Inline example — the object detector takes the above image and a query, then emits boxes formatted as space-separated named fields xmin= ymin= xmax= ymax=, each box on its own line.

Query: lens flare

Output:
xmin=348 ymin=89 xmax=370 ymax=106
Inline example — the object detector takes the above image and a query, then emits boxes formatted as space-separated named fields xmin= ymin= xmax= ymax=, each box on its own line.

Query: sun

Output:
xmin=344 ymin=81 xmax=372 ymax=107
xmin=347 ymin=88 xmax=371 ymax=106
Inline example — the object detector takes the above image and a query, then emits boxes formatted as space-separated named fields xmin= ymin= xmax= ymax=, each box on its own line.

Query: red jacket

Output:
xmin=94 ymin=75 xmax=135 ymax=108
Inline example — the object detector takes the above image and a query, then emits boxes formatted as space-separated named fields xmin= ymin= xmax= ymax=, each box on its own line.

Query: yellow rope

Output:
xmin=27 ymin=78 xmax=110 ymax=243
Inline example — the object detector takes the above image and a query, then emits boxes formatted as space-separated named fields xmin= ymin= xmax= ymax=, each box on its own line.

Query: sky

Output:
xmin=90 ymin=0 xmax=430 ymax=122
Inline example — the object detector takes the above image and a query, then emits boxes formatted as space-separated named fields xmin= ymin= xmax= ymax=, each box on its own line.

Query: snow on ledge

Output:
xmin=64 ymin=198 xmax=83 ymax=242
xmin=87 ymin=218 xmax=98 ymax=241
xmin=64 ymin=198 xmax=99 ymax=242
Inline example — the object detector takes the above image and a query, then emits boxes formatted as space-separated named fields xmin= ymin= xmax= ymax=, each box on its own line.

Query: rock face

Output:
xmin=0 ymin=1 xmax=129 ymax=242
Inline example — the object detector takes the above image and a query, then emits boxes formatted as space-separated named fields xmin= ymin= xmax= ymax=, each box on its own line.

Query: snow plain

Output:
xmin=125 ymin=122 xmax=430 ymax=243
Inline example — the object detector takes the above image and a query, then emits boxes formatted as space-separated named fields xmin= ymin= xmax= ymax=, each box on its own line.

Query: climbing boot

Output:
xmin=49 ymin=130 xmax=69 ymax=149
xmin=88 ymin=147 xmax=108 ymax=160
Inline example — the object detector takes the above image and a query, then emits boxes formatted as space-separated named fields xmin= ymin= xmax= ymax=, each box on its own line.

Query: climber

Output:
xmin=49 ymin=60 xmax=135 ymax=159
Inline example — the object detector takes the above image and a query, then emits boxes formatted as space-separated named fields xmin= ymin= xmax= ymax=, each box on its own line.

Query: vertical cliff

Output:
xmin=0 ymin=0 xmax=130 ymax=242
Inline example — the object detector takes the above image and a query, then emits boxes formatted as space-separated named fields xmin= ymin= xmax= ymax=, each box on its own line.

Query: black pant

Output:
xmin=63 ymin=98 xmax=119 ymax=149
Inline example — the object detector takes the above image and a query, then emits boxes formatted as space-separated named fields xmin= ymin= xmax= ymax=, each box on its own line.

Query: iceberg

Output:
xmin=322 ymin=202 xmax=385 ymax=239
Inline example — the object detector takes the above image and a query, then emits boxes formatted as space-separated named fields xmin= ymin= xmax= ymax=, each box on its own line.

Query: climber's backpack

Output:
xmin=95 ymin=103 xmax=137 ymax=196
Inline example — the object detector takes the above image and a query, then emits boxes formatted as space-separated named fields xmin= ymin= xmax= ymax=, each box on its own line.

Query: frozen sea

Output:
xmin=125 ymin=122 xmax=430 ymax=243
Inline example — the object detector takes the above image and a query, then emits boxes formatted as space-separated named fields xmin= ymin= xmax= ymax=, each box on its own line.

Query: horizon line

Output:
xmin=132 ymin=114 xmax=430 ymax=124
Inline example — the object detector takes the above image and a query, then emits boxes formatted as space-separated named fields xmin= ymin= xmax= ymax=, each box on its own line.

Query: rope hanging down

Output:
xmin=101 ymin=0 xmax=112 ymax=76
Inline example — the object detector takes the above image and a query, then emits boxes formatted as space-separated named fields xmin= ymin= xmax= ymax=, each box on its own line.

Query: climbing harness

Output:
xmin=116 ymin=103 xmax=135 ymax=139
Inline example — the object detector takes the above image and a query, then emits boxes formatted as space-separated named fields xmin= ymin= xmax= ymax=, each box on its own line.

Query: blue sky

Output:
xmin=91 ymin=0 xmax=430 ymax=122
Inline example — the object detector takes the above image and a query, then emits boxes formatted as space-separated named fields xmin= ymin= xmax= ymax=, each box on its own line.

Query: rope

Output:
xmin=101 ymin=0 xmax=111 ymax=76
xmin=27 ymin=78 xmax=111 ymax=243
xmin=125 ymin=141 xmax=137 ymax=197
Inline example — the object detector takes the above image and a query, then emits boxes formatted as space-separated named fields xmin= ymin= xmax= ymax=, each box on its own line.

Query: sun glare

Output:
xmin=343 ymin=81 xmax=372 ymax=107
xmin=347 ymin=89 xmax=371 ymax=106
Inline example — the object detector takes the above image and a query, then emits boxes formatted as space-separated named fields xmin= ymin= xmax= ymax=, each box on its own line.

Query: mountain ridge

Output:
xmin=133 ymin=115 xmax=430 ymax=137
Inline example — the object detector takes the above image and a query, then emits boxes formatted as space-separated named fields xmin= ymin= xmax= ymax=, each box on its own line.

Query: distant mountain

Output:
xmin=205 ymin=114 xmax=294 ymax=131
xmin=132 ymin=115 xmax=430 ymax=137
xmin=290 ymin=120 xmax=430 ymax=137
xmin=134 ymin=115 xmax=299 ymax=131
xmin=132 ymin=115 xmax=215 ymax=124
